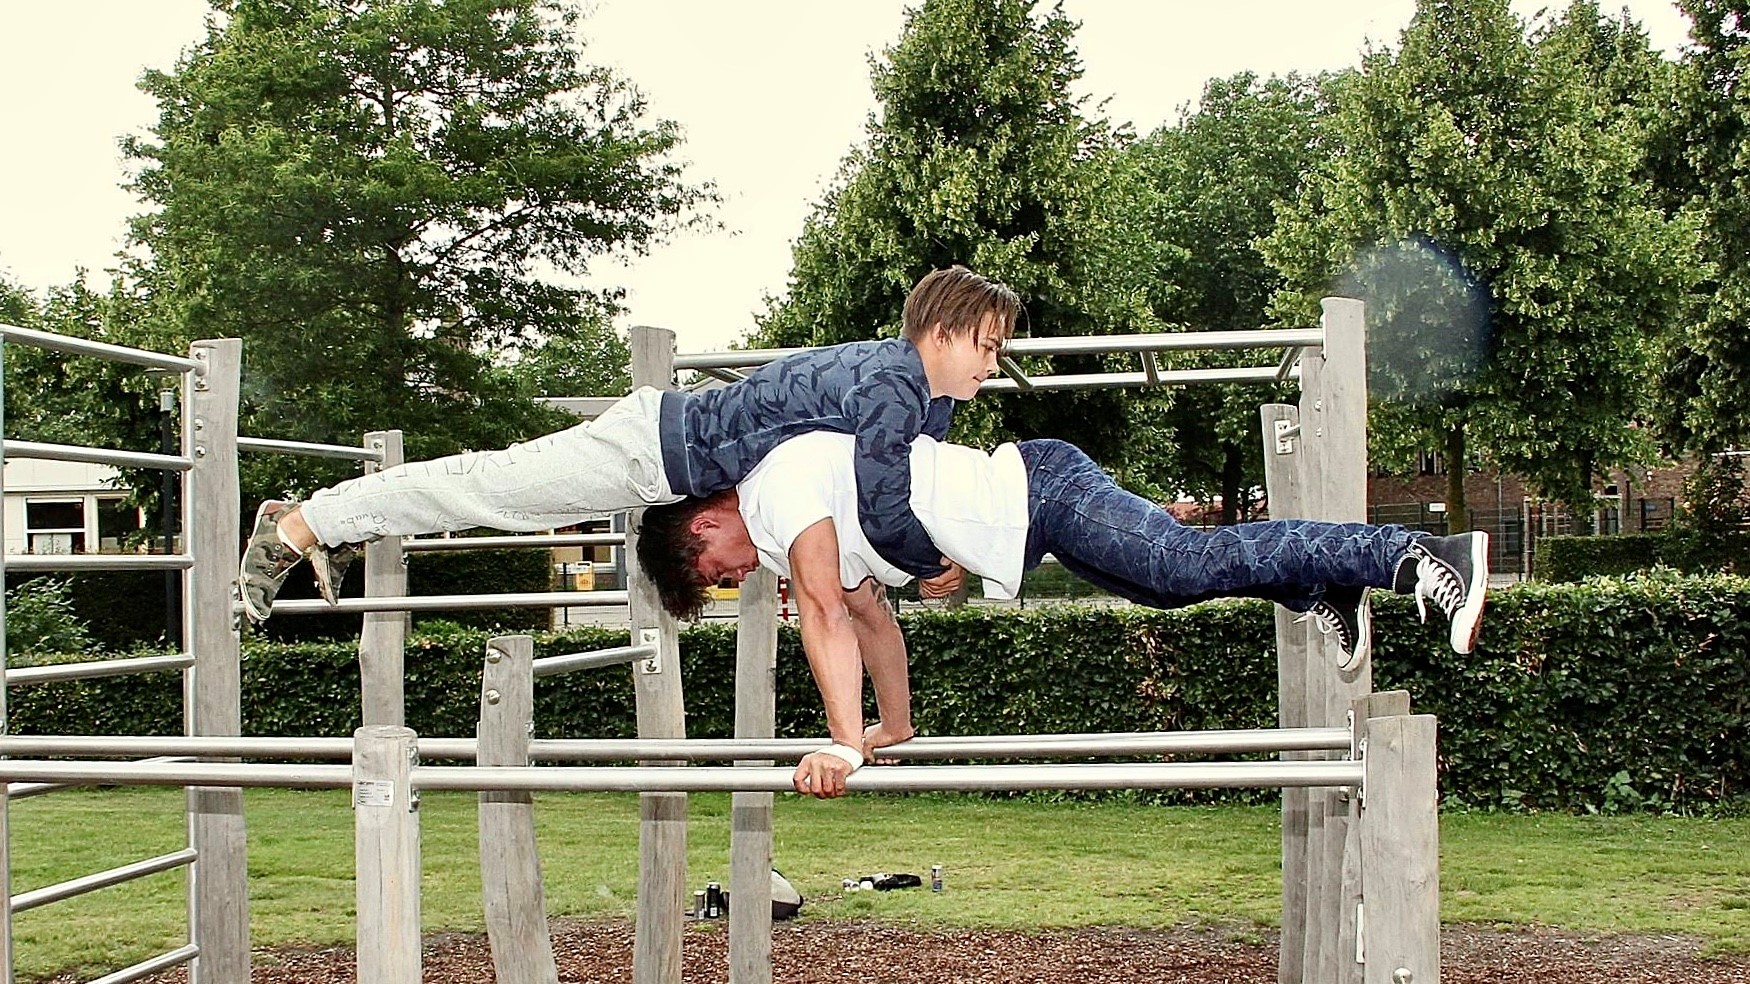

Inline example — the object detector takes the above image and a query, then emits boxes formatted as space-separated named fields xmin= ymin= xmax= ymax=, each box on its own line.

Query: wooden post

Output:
xmin=478 ymin=635 xmax=558 ymax=984
xmin=185 ymin=338 xmax=249 ymax=984
xmin=359 ymin=430 xmax=407 ymax=726
xmin=0 ymin=335 xmax=12 ymax=984
xmin=1358 ymin=709 xmax=1440 ymax=984
xmin=730 ymin=569 xmax=780 ymax=984
xmin=354 ymin=725 xmax=421 ymax=984
xmin=1260 ymin=402 xmax=1308 ymax=984
xmin=627 ymin=326 xmax=687 ymax=984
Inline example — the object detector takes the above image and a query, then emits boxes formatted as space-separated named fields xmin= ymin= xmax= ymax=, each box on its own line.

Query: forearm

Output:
xmin=798 ymin=602 xmax=866 ymax=747
xmin=850 ymin=588 xmax=912 ymax=733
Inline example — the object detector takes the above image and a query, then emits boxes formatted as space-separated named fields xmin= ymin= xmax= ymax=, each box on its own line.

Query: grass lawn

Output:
xmin=7 ymin=788 xmax=1750 ymax=980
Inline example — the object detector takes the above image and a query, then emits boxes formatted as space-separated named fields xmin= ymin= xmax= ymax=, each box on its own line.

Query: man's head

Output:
xmin=902 ymin=266 xmax=1022 ymax=401
xmin=634 ymin=490 xmax=761 ymax=620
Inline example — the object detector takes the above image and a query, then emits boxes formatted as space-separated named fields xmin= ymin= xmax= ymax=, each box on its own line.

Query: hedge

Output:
xmin=11 ymin=572 xmax=1749 ymax=814
xmin=1536 ymin=529 xmax=1750 ymax=582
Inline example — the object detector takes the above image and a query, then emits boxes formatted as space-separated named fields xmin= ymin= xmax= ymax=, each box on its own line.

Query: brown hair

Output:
xmin=901 ymin=266 xmax=1021 ymax=345
xmin=633 ymin=495 xmax=723 ymax=621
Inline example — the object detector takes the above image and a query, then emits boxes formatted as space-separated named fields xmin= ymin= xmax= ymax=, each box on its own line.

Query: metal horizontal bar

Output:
xmin=11 ymin=848 xmax=197 ymax=913
xmin=401 ymin=532 xmax=625 ymax=552
xmin=1006 ymin=328 xmax=1323 ymax=356
xmin=979 ymin=364 xmax=1299 ymax=392
xmin=0 ymin=758 xmax=1361 ymax=793
xmin=0 ymin=727 xmax=1352 ymax=762
xmin=87 ymin=943 xmax=200 ymax=984
xmin=236 ymin=436 xmax=384 ymax=462
xmin=2 ymin=439 xmax=192 ymax=471
xmin=672 ymin=329 xmax=1324 ymax=372
xmin=0 ymin=761 xmax=352 ymax=788
xmin=529 ymin=728 xmax=1354 ymax=761
xmin=4 ymin=554 xmax=193 ymax=574
xmin=418 ymin=760 xmax=1364 ymax=793
xmin=6 ymin=654 xmax=196 ymax=686
xmin=0 ymin=324 xmax=201 ymax=373
xmin=260 ymin=591 xmax=629 ymax=616
xmin=533 ymin=644 xmax=654 ymax=678
xmin=8 ymin=757 xmax=197 ymax=800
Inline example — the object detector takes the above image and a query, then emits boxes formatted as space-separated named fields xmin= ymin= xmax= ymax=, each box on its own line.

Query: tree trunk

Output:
xmin=1444 ymin=422 xmax=1469 ymax=534
xmin=1220 ymin=443 xmax=1244 ymax=526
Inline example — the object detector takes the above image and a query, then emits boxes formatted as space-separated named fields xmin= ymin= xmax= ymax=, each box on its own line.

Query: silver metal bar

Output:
xmin=1278 ymin=423 xmax=1302 ymax=440
xmin=532 ymin=644 xmax=654 ymax=678
xmin=979 ymin=364 xmax=1299 ymax=392
xmin=261 ymin=590 xmax=630 ymax=615
xmin=8 ymin=757 xmax=197 ymax=800
xmin=996 ymin=354 xmax=1034 ymax=391
xmin=6 ymin=654 xmax=196 ymax=686
xmin=532 ymin=728 xmax=1354 ymax=761
xmin=1276 ymin=345 xmax=1304 ymax=381
xmin=2 ymin=554 xmax=193 ymax=574
xmin=1142 ymin=351 xmax=1161 ymax=386
xmin=1004 ymin=328 xmax=1323 ymax=356
xmin=0 ymin=727 xmax=1352 ymax=761
xmin=85 ymin=944 xmax=200 ymax=984
xmin=0 ymin=761 xmax=352 ymax=788
xmin=0 ymin=324 xmax=201 ymax=372
xmin=401 ymin=532 xmax=626 ymax=552
xmin=417 ymin=760 xmax=1364 ymax=793
xmin=11 ymin=849 xmax=198 ymax=913
xmin=697 ymin=367 xmax=746 ymax=384
xmin=236 ymin=436 xmax=385 ymax=462
xmin=673 ymin=346 xmax=808 ymax=370
xmin=672 ymin=329 xmax=1325 ymax=372
xmin=1 ymin=440 xmax=192 ymax=471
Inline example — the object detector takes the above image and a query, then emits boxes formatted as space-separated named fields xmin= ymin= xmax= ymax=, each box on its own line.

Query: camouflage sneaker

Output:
xmin=309 ymin=542 xmax=359 ymax=606
xmin=238 ymin=500 xmax=302 ymax=623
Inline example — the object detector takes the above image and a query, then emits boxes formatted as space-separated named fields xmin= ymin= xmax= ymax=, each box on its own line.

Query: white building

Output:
xmin=2 ymin=459 xmax=148 ymax=556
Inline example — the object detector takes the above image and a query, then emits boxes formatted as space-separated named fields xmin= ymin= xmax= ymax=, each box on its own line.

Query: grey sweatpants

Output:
xmin=300 ymin=387 xmax=680 ymax=546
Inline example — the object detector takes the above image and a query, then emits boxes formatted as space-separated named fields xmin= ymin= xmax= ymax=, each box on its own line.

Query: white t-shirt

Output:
xmin=736 ymin=432 xmax=1031 ymax=599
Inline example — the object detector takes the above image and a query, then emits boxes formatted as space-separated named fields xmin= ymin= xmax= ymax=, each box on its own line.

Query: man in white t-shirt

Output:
xmin=635 ymin=432 xmax=1489 ymax=798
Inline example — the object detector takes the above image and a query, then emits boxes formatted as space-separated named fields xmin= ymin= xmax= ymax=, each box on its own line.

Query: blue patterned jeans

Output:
xmin=1019 ymin=440 xmax=1420 ymax=613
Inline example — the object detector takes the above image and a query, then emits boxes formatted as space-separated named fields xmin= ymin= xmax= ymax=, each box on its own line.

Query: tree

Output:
xmin=1261 ymin=0 xmax=1697 ymax=530
xmin=123 ymin=0 xmax=710 ymax=499
xmin=753 ymin=0 xmax=1162 ymax=467
xmin=1651 ymin=0 xmax=1750 ymax=458
xmin=1121 ymin=72 xmax=1333 ymax=516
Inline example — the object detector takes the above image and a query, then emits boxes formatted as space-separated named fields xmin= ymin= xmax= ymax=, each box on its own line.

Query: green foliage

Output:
xmin=752 ymin=0 xmax=1162 ymax=469
xmin=121 ymin=0 xmax=711 ymax=502
xmin=1120 ymin=72 xmax=1329 ymax=510
xmin=21 ymin=575 xmax=1750 ymax=814
xmin=1533 ymin=533 xmax=1666 ymax=581
xmin=1261 ymin=0 xmax=1698 ymax=522
xmin=1650 ymin=0 xmax=1750 ymax=455
xmin=1 ymin=578 xmax=94 ymax=660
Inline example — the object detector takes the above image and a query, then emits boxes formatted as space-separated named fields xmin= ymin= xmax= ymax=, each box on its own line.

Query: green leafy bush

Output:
xmin=2 ymin=577 xmax=94 ymax=659
xmin=11 ymin=573 xmax=1749 ymax=813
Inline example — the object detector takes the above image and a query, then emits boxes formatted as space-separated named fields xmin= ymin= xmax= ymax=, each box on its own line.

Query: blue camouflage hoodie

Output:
xmin=658 ymin=337 xmax=953 ymax=578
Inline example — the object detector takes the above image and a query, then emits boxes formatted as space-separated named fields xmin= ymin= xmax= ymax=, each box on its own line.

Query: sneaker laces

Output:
xmin=1297 ymin=603 xmax=1354 ymax=652
xmin=1414 ymin=556 xmax=1465 ymax=622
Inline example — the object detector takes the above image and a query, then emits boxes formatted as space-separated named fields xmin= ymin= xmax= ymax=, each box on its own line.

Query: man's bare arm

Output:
xmin=787 ymin=518 xmax=866 ymax=798
xmin=843 ymin=580 xmax=913 ymax=752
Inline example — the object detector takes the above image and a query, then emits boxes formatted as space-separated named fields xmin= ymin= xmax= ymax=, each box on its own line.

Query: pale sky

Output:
xmin=0 ymin=1 xmax=1692 ymax=355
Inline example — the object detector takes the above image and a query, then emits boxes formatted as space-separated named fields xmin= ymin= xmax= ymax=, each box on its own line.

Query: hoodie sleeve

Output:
xmin=845 ymin=369 xmax=950 ymax=579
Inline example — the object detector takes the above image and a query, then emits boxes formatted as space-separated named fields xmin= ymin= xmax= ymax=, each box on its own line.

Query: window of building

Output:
xmin=25 ymin=498 xmax=85 ymax=554
xmin=96 ymin=496 xmax=143 ymax=553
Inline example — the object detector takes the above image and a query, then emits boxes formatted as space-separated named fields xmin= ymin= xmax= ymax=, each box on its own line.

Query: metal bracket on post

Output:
xmin=638 ymin=627 xmax=661 ymax=674
xmin=1274 ymin=417 xmax=1300 ymax=455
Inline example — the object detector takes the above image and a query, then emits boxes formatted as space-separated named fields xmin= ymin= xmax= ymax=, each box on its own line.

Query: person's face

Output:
xmin=929 ymin=313 xmax=1005 ymax=401
xmin=691 ymin=511 xmax=761 ymax=586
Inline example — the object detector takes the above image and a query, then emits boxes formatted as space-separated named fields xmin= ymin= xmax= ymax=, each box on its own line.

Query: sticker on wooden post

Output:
xmin=355 ymin=779 xmax=395 ymax=808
